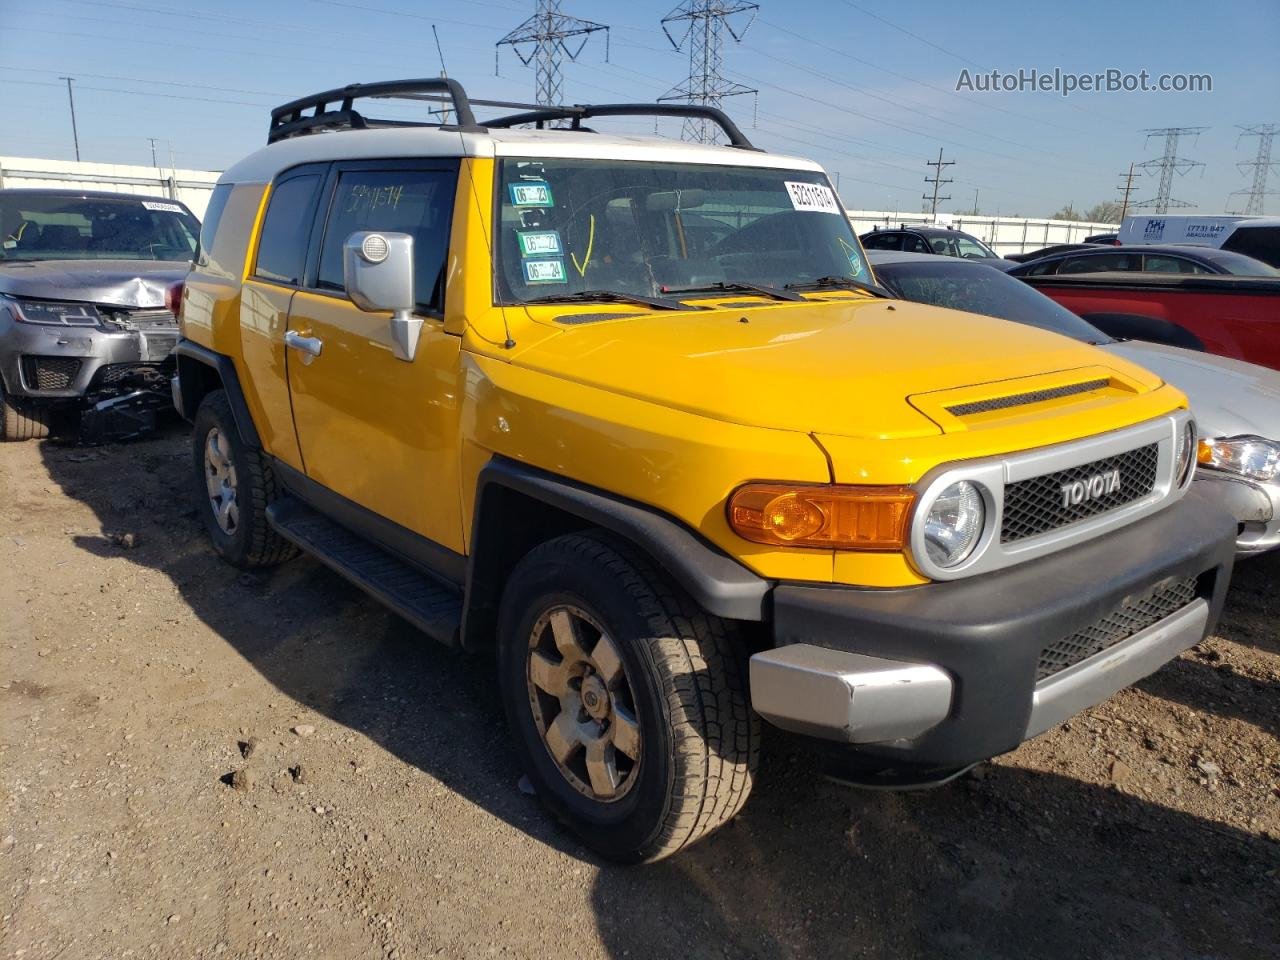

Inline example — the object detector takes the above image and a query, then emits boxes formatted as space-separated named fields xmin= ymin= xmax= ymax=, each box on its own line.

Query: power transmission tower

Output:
xmin=1131 ymin=127 xmax=1207 ymax=214
xmin=923 ymin=148 xmax=953 ymax=218
xmin=1226 ymin=123 xmax=1279 ymax=215
xmin=658 ymin=1 xmax=759 ymax=144
xmin=1116 ymin=162 xmax=1139 ymax=220
xmin=496 ymin=0 xmax=609 ymax=108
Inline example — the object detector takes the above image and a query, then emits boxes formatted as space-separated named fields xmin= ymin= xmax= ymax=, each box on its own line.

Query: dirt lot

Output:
xmin=1 ymin=424 xmax=1277 ymax=960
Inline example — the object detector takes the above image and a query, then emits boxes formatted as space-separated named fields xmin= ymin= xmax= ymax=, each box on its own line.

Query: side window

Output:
xmin=254 ymin=174 xmax=321 ymax=285
xmin=1143 ymin=255 xmax=1207 ymax=274
xmin=928 ymin=236 xmax=956 ymax=256
xmin=861 ymin=232 xmax=896 ymax=250
xmin=1058 ymin=252 xmax=1138 ymax=274
xmin=903 ymin=234 xmax=931 ymax=254
xmin=195 ymin=183 xmax=232 ymax=268
xmin=1022 ymin=259 xmax=1060 ymax=276
xmin=316 ymin=168 xmax=457 ymax=314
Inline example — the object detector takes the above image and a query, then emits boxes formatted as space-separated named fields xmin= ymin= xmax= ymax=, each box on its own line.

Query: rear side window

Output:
xmin=316 ymin=168 xmax=458 ymax=314
xmin=254 ymin=174 xmax=321 ymax=285
xmin=1058 ymin=252 xmax=1139 ymax=274
xmin=195 ymin=183 xmax=232 ymax=268
xmin=862 ymin=232 xmax=901 ymax=251
xmin=1142 ymin=255 xmax=1209 ymax=274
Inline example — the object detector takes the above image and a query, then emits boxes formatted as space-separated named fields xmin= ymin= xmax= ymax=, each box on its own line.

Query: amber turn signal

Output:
xmin=728 ymin=483 xmax=915 ymax=550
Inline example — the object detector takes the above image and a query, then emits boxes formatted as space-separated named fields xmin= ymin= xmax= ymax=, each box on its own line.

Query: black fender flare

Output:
xmin=172 ymin=340 xmax=262 ymax=448
xmin=462 ymin=457 xmax=770 ymax=649
xmin=1081 ymin=313 xmax=1206 ymax=352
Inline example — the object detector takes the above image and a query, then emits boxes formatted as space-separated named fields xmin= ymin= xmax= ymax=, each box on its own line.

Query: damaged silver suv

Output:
xmin=0 ymin=188 xmax=199 ymax=441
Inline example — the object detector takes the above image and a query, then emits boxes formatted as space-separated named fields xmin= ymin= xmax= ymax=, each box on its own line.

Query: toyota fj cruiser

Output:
xmin=173 ymin=80 xmax=1236 ymax=862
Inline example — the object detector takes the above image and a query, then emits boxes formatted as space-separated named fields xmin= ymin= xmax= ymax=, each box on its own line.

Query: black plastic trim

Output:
xmin=269 ymin=78 xmax=482 ymax=142
xmin=472 ymin=457 xmax=771 ymax=621
xmin=484 ymin=102 xmax=757 ymax=150
xmin=272 ymin=459 xmax=466 ymax=585
xmin=172 ymin=340 xmax=261 ymax=449
xmin=771 ymin=488 xmax=1236 ymax=770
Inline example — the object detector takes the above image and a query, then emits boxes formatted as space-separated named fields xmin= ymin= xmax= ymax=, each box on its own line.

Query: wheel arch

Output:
xmin=173 ymin=340 xmax=262 ymax=448
xmin=1081 ymin=312 xmax=1206 ymax=352
xmin=460 ymin=457 xmax=770 ymax=652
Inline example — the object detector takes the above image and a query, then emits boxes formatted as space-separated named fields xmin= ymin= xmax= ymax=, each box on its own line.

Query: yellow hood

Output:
xmin=511 ymin=298 xmax=1165 ymax=439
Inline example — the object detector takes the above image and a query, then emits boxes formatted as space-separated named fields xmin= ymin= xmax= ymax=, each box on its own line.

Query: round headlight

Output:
xmin=1175 ymin=419 xmax=1197 ymax=487
xmin=922 ymin=481 xmax=986 ymax=568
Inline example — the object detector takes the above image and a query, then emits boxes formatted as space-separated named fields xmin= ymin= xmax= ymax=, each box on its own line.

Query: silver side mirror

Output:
xmin=342 ymin=231 xmax=420 ymax=362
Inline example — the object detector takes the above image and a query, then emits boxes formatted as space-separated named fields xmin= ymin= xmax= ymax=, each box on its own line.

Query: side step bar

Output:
xmin=266 ymin=497 xmax=462 ymax=646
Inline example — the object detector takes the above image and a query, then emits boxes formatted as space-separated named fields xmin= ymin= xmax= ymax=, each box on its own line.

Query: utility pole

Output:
xmin=59 ymin=76 xmax=80 ymax=161
xmin=971 ymin=187 xmax=979 ymax=215
xmin=496 ymin=0 xmax=609 ymax=108
xmin=923 ymin=148 xmax=953 ymax=219
xmin=1132 ymin=127 xmax=1206 ymax=214
xmin=148 ymin=137 xmax=160 ymax=168
xmin=1227 ymin=123 xmax=1279 ymax=215
xmin=1116 ymin=162 xmax=1138 ymax=220
xmin=658 ymin=1 xmax=759 ymax=144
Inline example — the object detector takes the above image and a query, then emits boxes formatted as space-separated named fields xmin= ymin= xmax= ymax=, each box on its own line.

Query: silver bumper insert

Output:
xmin=749 ymin=645 xmax=953 ymax=743
xmin=1025 ymin=598 xmax=1208 ymax=739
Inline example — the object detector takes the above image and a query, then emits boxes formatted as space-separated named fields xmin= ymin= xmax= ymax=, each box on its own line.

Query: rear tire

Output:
xmin=0 ymin=385 xmax=51 ymax=441
xmin=191 ymin=390 xmax=296 ymax=568
xmin=498 ymin=532 xmax=759 ymax=862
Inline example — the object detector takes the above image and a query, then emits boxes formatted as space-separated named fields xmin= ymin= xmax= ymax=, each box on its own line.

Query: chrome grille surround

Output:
xmin=908 ymin=411 xmax=1194 ymax=582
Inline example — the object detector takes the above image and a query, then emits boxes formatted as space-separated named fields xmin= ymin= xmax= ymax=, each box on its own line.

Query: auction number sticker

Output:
xmin=784 ymin=181 xmax=840 ymax=214
xmin=517 ymin=230 xmax=562 ymax=257
xmin=510 ymin=181 xmax=554 ymax=207
xmin=523 ymin=258 xmax=567 ymax=283
xmin=141 ymin=200 xmax=185 ymax=213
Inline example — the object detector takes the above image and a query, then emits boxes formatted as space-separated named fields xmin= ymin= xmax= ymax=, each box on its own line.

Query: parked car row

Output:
xmin=0 ymin=77 xmax=1271 ymax=865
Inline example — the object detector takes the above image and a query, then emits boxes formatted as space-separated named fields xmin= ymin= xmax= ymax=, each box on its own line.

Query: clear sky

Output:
xmin=2 ymin=0 xmax=1277 ymax=217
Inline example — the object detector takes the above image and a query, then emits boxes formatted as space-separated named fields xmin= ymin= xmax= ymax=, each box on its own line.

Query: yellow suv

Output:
xmin=173 ymin=80 xmax=1235 ymax=862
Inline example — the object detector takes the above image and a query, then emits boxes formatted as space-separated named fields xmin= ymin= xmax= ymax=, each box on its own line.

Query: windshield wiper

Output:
xmin=663 ymin=280 xmax=804 ymax=302
xmin=520 ymin=289 xmax=693 ymax=311
xmin=785 ymin=275 xmax=893 ymax=298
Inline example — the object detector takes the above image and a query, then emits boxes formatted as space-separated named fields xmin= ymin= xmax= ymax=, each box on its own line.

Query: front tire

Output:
xmin=498 ymin=532 xmax=759 ymax=862
xmin=191 ymin=390 xmax=295 ymax=568
xmin=0 ymin=385 xmax=50 ymax=441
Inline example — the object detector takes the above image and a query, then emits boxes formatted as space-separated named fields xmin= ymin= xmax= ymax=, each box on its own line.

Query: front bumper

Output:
xmin=1193 ymin=471 xmax=1280 ymax=557
xmin=1 ymin=322 xmax=176 ymax=401
xmin=749 ymin=488 xmax=1235 ymax=774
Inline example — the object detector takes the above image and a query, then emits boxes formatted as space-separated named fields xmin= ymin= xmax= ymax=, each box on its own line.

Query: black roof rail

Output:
xmin=483 ymin=103 xmax=758 ymax=150
xmin=268 ymin=78 xmax=483 ymax=144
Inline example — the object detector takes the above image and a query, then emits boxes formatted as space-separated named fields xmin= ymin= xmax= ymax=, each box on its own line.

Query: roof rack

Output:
xmin=483 ymin=103 xmax=757 ymax=150
xmin=267 ymin=79 xmax=758 ymax=150
xmin=268 ymin=78 xmax=483 ymax=144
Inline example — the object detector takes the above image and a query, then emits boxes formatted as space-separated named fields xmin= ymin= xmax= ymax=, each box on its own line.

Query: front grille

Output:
xmin=22 ymin=355 xmax=82 ymax=390
xmin=1037 ymin=576 xmax=1198 ymax=681
xmin=947 ymin=378 xmax=1110 ymax=417
xmin=1002 ymin=443 xmax=1159 ymax=543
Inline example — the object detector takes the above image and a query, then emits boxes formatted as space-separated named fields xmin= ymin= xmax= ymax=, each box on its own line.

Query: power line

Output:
xmin=1227 ymin=123 xmax=1279 ymax=216
xmin=1132 ymin=127 xmax=1207 ymax=214
xmin=658 ymin=1 xmax=758 ymax=144
xmin=923 ymin=148 xmax=953 ymax=217
xmin=496 ymin=0 xmax=609 ymax=107
xmin=1117 ymin=162 xmax=1139 ymax=220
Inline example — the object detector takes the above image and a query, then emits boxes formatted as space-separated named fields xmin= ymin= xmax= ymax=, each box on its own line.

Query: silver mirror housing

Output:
xmin=342 ymin=231 xmax=421 ymax=362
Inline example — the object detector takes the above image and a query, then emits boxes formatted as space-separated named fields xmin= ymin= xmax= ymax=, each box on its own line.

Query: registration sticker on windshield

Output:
xmin=141 ymin=200 xmax=184 ymax=213
xmin=784 ymin=181 xmax=840 ymax=215
xmin=523 ymin=258 xmax=567 ymax=283
xmin=510 ymin=181 xmax=554 ymax=207
xmin=517 ymin=230 xmax=562 ymax=257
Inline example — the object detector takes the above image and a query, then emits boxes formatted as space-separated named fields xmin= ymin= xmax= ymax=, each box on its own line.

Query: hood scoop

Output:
xmin=945 ymin=377 xmax=1112 ymax=417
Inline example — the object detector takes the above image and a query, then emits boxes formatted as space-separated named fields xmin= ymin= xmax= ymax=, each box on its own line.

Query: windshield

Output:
xmin=874 ymin=259 xmax=1111 ymax=343
xmin=0 ymin=193 xmax=200 ymax=262
xmin=495 ymin=158 xmax=870 ymax=304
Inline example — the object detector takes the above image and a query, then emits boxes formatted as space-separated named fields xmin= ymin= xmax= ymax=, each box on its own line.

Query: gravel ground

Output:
xmin=2 ymin=425 xmax=1277 ymax=960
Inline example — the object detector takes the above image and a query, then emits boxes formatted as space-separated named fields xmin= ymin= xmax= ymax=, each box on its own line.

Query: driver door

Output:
xmin=284 ymin=160 xmax=465 ymax=555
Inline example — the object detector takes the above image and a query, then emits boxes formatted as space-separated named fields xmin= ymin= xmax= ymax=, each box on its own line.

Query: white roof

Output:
xmin=220 ymin=125 xmax=822 ymax=185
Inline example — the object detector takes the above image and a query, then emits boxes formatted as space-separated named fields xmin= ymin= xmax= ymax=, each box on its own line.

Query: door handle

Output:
xmin=284 ymin=330 xmax=323 ymax=359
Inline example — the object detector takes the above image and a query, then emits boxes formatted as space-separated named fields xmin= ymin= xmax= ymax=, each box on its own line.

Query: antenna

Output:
xmin=431 ymin=25 xmax=451 ymax=124
xmin=1131 ymin=127 xmax=1207 ymax=214
xmin=658 ymin=1 xmax=758 ymax=144
xmin=496 ymin=0 xmax=609 ymax=109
